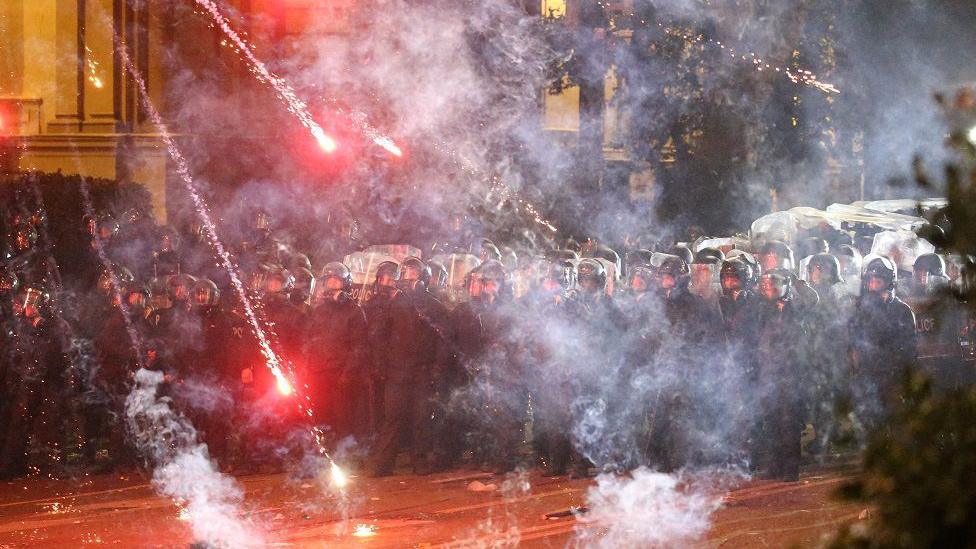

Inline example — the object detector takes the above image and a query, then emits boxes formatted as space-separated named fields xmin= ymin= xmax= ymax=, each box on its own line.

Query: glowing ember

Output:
xmin=276 ymin=374 xmax=294 ymax=396
xmin=85 ymin=46 xmax=105 ymax=89
xmin=352 ymin=524 xmax=377 ymax=537
xmin=45 ymin=502 xmax=71 ymax=514
xmin=331 ymin=462 xmax=349 ymax=488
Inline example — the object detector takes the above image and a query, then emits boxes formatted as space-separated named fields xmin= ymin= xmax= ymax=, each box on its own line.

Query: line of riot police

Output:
xmin=3 ymin=203 xmax=973 ymax=482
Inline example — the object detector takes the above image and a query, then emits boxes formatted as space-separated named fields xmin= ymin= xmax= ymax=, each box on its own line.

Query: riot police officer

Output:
xmin=460 ymin=260 xmax=526 ymax=473
xmin=850 ymin=256 xmax=917 ymax=428
xmin=366 ymin=258 xmax=451 ymax=476
xmin=305 ymin=262 xmax=368 ymax=440
xmin=755 ymin=269 xmax=809 ymax=481
xmin=906 ymin=253 xmax=966 ymax=389
xmin=804 ymin=254 xmax=854 ymax=454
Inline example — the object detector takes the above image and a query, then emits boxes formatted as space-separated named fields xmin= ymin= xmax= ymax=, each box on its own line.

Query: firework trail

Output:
xmin=113 ymin=36 xmax=345 ymax=478
xmin=192 ymin=0 xmax=402 ymax=157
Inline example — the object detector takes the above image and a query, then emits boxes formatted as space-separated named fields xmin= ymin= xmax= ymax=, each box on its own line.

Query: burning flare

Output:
xmin=275 ymin=374 xmax=294 ymax=396
xmin=352 ymin=524 xmax=377 ymax=537
xmin=330 ymin=462 xmax=349 ymax=488
xmin=313 ymin=127 xmax=338 ymax=153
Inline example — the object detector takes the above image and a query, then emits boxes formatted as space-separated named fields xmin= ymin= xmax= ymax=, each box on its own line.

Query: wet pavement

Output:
xmin=0 ymin=466 xmax=863 ymax=548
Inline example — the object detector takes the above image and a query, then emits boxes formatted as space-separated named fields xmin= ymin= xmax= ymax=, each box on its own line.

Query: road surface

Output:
xmin=0 ymin=466 xmax=862 ymax=547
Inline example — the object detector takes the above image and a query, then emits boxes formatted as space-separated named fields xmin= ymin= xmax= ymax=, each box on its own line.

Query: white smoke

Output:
xmin=125 ymin=368 xmax=263 ymax=548
xmin=444 ymin=469 xmax=531 ymax=549
xmin=575 ymin=467 xmax=726 ymax=548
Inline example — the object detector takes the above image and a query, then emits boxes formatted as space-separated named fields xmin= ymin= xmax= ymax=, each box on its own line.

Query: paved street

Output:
xmin=0 ymin=466 xmax=862 ymax=548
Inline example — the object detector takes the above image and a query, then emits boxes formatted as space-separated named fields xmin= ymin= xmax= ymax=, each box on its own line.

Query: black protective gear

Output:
xmin=427 ymin=260 xmax=449 ymax=290
xmin=658 ymin=254 xmax=690 ymax=278
xmin=914 ymin=253 xmax=946 ymax=278
xmin=400 ymin=256 xmax=432 ymax=287
xmin=291 ymin=267 xmax=316 ymax=304
xmin=628 ymin=263 xmax=655 ymax=289
xmin=759 ymin=269 xmax=793 ymax=302
xmin=863 ymin=256 xmax=897 ymax=291
xmin=695 ymin=247 xmax=725 ymax=264
xmin=472 ymin=260 xmax=509 ymax=304
xmin=286 ymin=252 xmax=313 ymax=274
xmin=656 ymin=254 xmax=691 ymax=295
xmin=479 ymin=239 xmax=502 ymax=263
xmin=375 ymin=261 xmax=400 ymax=281
xmin=720 ymin=257 xmax=754 ymax=295
xmin=591 ymin=246 xmax=621 ymax=276
xmin=374 ymin=261 xmax=401 ymax=290
xmin=305 ymin=290 xmax=368 ymax=438
xmin=192 ymin=279 xmax=220 ymax=308
xmin=754 ymin=294 xmax=809 ymax=481
xmin=806 ymin=253 xmax=842 ymax=287
xmin=851 ymin=285 xmax=917 ymax=426
xmin=626 ymin=249 xmax=655 ymax=269
xmin=321 ymin=261 xmax=353 ymax=290
xmin=373 ymin=261 xmax=401 ymax=299
xmin=263 ymin=268 xmax=295 ymax=296
xmin=669 ymin=244 xmax=694 ymax=265
xmin=916 ymin=223 xmax=946 ymax=249
xmin=148 ymin=276 xmax=173 ymax=310
xmin=577 ymin=258 xmax=607 ymax=292
xmin=122 ymin=283 xmax=150 ymax=310
xmin=168 ymin=273 xmax=197 ymax=303
xmin=758 ymin=241 xmax=795 ymax=272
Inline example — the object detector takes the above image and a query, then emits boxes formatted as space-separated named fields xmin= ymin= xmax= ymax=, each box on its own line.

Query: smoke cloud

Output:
xmin=125 ymin=368 xmax=263 ymax=548
xmin=38 ymin=0 xmax=973 ymax=543
xmin=575 ymin=467 xmax=725 ymax=548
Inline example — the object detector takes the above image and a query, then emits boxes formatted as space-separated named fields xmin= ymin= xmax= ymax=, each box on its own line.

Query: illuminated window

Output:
xmin=542 ymin=0 xmax=566 ymax=18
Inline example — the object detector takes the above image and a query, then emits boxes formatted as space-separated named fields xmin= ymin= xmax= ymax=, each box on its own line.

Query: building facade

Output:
xmin=0 ymin=0 xmax=625 ymax=220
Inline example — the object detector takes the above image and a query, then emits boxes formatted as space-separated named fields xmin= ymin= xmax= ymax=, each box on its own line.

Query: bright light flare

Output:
xmin=352 ymin=524 xmax=377 ymax=537
xmin=373 ymin=136 xmax=402 ymax=157
xmin=276 ymin=374 xmax=294 ymax=396
xmin=967 ymin=125 xmax=976 ymax=145
xmin=312 ymin=126 xmax=338 ymax=153
xmin=330 ymin=462 xmax=349 ymax=488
